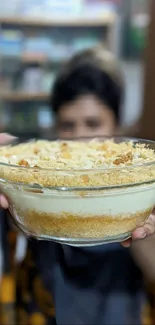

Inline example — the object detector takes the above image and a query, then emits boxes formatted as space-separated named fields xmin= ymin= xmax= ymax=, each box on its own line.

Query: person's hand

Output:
xmin=0 ymin=133 xmax=17 ymax=145
xmin=0 ymin=133 xmax=17 ymax=209
xmin=122 ymin=211 xmax=155 ymax=247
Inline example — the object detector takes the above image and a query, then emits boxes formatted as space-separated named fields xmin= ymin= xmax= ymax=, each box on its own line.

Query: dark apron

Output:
xmin=32 ymin=240 xmax=145 ymax=325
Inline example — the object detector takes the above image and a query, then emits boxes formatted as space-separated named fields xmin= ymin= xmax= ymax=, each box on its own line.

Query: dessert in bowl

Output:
xmin=0 ymin=137 xmax=155 ymax=246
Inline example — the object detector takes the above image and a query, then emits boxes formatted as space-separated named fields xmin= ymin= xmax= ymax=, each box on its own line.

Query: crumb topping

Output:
xmin=0 ymin=139 xmax=154 ymax=169
xmin=0 ymin=139 xmax=155 ymax=187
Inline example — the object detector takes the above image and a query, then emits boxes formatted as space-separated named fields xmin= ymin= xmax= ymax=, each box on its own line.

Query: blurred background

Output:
xmin=0 ymin=0 xmax=149 ymax=140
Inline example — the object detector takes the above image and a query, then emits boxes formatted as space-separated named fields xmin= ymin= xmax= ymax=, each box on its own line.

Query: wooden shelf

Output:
xmin=0 ymin=92 xmax=49 ymax=102
xmin=1 ymin=55 xmax=63 ymax=65
xmin=21 ymin=56 xmax=52 ymax=64
xmin=0 ymin=15 xmax=116 ymax=27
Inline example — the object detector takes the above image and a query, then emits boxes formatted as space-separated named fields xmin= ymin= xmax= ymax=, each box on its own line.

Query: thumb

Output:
xmin=0 ymin=133 xmax=17 ymax=145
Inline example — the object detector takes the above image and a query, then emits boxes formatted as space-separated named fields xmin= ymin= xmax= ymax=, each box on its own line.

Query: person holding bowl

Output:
xmin=1 ymin=46 xmax=155 ymax=325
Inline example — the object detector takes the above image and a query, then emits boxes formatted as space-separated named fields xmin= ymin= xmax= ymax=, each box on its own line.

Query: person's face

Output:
xmin=57 ymin=95 xmax=117 ymax=139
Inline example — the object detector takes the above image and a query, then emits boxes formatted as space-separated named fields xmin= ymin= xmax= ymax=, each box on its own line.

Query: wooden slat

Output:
xmin=0 ymin=92 xmax=49 ymax=102
xmin=0 ymin=15 xmax=116 ymax=27
xmin=1 ymin=55 xmax=63 ymax=65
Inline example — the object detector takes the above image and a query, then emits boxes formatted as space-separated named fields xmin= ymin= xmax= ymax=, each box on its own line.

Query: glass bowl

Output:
xmin=0 ymin=137 xmax=155 ymax=247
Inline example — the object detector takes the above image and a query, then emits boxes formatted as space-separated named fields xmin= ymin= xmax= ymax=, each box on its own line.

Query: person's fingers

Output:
xmin=131 ymin=213 xmax=155 ymax=240
xmin=0 ymin=133 xmax=16 ymax=210
xmin=121 ymin=238 xmax=132 ymax=248
xmin=121 ymin=213 xmax=155 ymax=247
xmin=131 ymin=227 xmax=147 ymax=240
xmin=0 ymin=194 xmax=9 ymax=209
xmin=0 ymin=133 xmax=17 ymax=145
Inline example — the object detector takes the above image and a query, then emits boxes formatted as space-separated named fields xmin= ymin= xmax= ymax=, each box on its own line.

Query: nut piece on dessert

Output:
xmin=19 ymin=159 xmax=29 ymax=167
xmin=113 ymin=152 xmax=133 ymax=165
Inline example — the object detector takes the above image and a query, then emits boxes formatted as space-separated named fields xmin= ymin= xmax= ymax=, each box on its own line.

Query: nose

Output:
xmin=74 ymin=126 xmax=94 ymax=139
xmin=73 ymin=125 xmax=88 ymax=139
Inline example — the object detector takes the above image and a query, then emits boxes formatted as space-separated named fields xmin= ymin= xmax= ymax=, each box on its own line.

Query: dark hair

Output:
xmin=50 ymin=62 xmax=123 ymax=124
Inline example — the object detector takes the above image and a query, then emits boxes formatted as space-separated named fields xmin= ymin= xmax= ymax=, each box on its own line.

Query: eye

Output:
xmin=86 ymin=119 xmax=102 ymax=129
xmin=59 ymin=121 xmax=75 ymax=131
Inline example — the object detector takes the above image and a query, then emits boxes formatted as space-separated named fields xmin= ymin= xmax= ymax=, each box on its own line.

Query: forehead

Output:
xmin=57 ymin=95 xmax=111 ymax=119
